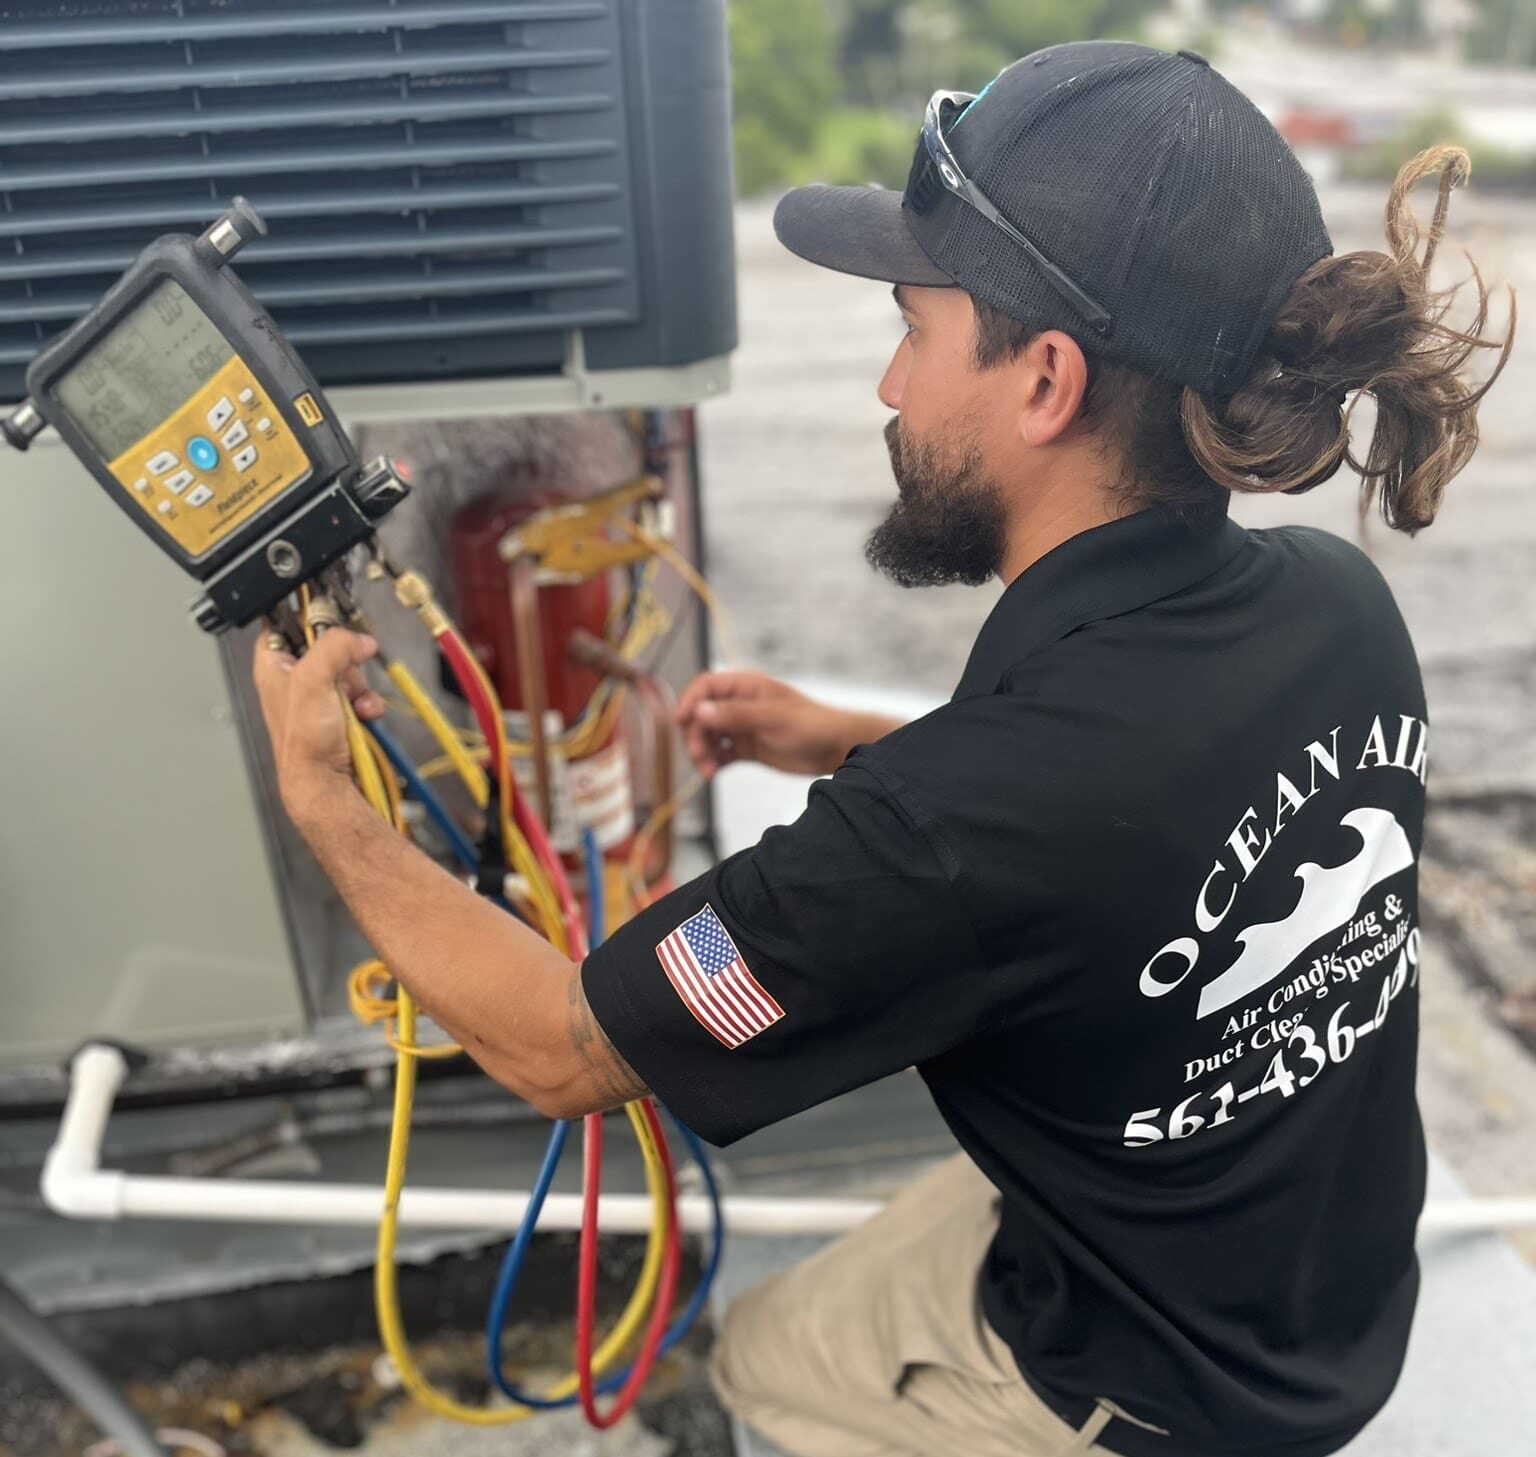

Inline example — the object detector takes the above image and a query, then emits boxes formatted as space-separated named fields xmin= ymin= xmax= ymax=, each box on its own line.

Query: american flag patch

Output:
xmin=655 ymin=903 xmax=784 ymax=1048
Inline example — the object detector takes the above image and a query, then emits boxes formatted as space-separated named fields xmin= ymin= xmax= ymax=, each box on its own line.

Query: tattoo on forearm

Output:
xmin=568 ymin=970 xmax=649 ymax=1108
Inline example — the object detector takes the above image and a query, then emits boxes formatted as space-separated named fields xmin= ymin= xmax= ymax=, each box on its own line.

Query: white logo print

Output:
xmin=1196 ymin=808 xmax=1414 ymax=1019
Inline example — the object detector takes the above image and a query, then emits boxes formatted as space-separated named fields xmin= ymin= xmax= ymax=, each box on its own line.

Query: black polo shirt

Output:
xmin=583 ymin=505 xmax=1427 ymax=1457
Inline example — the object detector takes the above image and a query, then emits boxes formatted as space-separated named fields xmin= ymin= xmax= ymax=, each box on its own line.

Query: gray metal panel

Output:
xmin=0 ymin=437 xmax=302 ymax=1068
xmin=0 ymin=2 xmax=611 ymax=50
xmin=584 ymin=0 xmax=738 ymax=370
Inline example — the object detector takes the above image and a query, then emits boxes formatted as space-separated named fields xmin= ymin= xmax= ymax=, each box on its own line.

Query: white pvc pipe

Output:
xmin=1417 ymin=1198 xmax=1536 ymax=1234
xmin=41 ymin=1044 xmax=882 ymax=1235
xmin=39 ymin=1044 xmax=1536 ymax=1237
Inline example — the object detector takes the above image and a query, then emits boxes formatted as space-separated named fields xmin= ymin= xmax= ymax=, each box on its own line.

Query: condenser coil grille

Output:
xmin=0 ymin=0 xmax=729 ymax=397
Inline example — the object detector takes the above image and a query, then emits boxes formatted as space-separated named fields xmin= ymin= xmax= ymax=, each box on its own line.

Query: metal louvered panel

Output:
xmin=0 ymin=0 xmax=679 ymax=397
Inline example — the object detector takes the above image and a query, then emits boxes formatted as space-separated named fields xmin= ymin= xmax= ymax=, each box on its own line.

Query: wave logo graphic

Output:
xmin=1195 ymin=807 xmax=1413 ymax=1020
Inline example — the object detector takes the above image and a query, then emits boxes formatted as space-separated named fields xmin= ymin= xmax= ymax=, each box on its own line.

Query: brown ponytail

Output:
xmin=1178 ymin=145 xmax=1514 ymax=532
xmin=972 ymin=146 xmax=1515 ymax=533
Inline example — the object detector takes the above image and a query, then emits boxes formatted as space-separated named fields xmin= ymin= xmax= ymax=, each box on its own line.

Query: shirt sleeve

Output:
xmin=580 ymin=756 xmax=989 ymax=1145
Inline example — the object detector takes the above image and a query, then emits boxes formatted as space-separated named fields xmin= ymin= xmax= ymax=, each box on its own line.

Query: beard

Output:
xmin=864 ymin=416 xmax=1008 ymax=588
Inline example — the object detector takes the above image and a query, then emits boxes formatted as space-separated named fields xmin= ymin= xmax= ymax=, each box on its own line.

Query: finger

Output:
xmin=341 ymin=664 xmax=387 ymax=721
xmin=675 ymin=670 xmax=726 ymax=725
xmin=286 ymin=632 xmax=378 ymax=737
xmin=253 ymin=628 xmax=297 ymax=681
xmin=683 ymin=716 xmax=738 ymax=778
xmin=698 ymin=732 xmax=739 ymax=781
xmin=694 ymin=696 xmax=774 ymax=737
xmin=291 ymin=630 xmax=377 ymax=694
xmin=682 ymin=717 xmax=717 ymax=774
xmin=252 ymin=629 xmax=297 ymax=745
xmin=675 ymin=670 xmax=758 ymax=725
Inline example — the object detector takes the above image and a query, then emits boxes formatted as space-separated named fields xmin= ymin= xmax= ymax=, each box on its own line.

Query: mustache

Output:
xmin=884 ymin=417 xmax=910 ymax=491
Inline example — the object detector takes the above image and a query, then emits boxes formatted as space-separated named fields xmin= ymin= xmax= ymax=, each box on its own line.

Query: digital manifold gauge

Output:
xmin=1 ymin=199 xmax=407 ymax=632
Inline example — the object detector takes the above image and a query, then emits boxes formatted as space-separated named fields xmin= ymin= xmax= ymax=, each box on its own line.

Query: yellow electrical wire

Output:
xmin=614 ymin=517 xmax=739 ymax=668
xmin=626 ymin=773 xmax=706 ymax=911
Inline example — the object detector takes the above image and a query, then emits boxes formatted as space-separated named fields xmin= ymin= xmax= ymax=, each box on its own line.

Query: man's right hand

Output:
xmin=674 ymin=671 xmax=902 ymax=780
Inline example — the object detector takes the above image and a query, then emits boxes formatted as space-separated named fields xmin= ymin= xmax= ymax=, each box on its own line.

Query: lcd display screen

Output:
xmin=53 ymin=280 xmax=234 ymax=461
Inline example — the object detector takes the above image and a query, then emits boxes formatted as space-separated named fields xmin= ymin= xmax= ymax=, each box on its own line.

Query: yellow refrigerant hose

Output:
xmin=298 ymin=586 xmax=676 ymax=1422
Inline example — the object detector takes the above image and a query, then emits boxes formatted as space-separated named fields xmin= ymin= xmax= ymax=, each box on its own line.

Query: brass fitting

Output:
xmin=304 ymin=593 xmax=343 ymax=634
xmin=392 ymin=569 xmax=449 ymax=636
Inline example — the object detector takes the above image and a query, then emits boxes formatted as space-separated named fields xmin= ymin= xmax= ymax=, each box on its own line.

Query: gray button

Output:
xmin=186 ymin=484 xmax=214 ymax=508
xmin=232 ymin=444 xmax=258 ymax=472
xmin=206 ymin=396 xmax=235 ymax=431
xmin=163 ymin=469 xmax=194 ymax=495
xmin=221 ymin=420 xmax=249 ymax=449
xmin=146 ymin=450 xmax=179 ymax=476
xmin=132 ymin=477 xmax=149 ymax=493
xmin=255 ymin=417 xmax=273 ymax=434
xmin=237 ymin=388 xmax=255 ymax=405
xmin=156 ymin=499 xmax=173 ymax=515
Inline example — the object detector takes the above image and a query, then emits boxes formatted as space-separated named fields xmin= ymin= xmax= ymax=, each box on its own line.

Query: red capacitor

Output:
xmin=447 ymin=491 xmax=611 ymax=727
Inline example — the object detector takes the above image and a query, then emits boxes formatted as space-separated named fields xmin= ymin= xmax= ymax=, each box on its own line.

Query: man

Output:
xmin=256 ymin=43 xmax=1506 ymax=1457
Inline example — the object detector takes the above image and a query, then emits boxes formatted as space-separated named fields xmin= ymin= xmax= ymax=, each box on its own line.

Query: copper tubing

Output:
xmin=508 ymin=555 xmax=554 ymax=830
xmin=567 ymin=629 xmax=675 ymax=880
xmin=633 ymin=675 xmax=677 ymax=884
xmin=566 ymin=627 xmax=642 ymax=683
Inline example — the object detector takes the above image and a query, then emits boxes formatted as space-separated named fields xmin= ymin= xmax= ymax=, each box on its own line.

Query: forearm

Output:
xmin=824 ymin=709 xmax=907 ymax=769
xmin=289 ymin=777 xmax=580 ymax=1108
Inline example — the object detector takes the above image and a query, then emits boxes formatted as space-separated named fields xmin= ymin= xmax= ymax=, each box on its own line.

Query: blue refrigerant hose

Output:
xmin=364 ymin=719 xmax=479 ymax=872
xmin=484 ymin=828 xmax=725 ymax=1407
xmin=364 ymin=719 xmax=528 ymax=922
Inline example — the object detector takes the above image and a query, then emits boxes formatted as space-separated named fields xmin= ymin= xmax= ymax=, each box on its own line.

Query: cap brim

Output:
xmin=773 ymin=185 xmax=954 ymax=287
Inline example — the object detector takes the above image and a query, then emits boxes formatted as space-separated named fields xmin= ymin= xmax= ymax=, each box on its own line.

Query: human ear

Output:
xmin=1018 ymin=331 xmax=1089 ymax=448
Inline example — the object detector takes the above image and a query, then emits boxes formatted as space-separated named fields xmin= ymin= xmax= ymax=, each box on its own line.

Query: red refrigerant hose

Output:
xmin=577 ymin=1097 xmax=682 ymax=1428
xmin=436 ymin=621 xmax=681 ymax=1429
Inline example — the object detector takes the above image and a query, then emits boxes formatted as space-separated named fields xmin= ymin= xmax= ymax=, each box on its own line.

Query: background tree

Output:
xmin=728 ymin=0 xmax=838 ymax=196
xmin=728 ymin=0 xmax=1166 ymax=195
xmin=1465 ymin=0 xmax=1536 ymax=66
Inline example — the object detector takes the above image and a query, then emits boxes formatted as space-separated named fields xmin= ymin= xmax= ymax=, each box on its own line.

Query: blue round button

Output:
xmin=186 ymin=435 xmax=219 ymax=471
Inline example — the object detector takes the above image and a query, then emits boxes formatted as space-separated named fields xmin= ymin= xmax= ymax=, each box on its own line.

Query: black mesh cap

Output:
xmin=773 ymin=42 xmax=1334 ymax=397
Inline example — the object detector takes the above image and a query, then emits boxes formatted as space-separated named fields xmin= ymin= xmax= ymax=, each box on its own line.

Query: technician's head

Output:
xmin=774 ymin=42 xmax=1508 ymax=588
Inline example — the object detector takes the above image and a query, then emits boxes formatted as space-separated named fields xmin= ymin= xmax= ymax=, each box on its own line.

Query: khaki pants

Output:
xmin=711 ymin=1154 xmax=1159 ymax=1457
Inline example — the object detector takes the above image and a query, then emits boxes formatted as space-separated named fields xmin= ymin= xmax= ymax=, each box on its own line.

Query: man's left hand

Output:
xmin=252 ymin=627 xmax=388 ymax=822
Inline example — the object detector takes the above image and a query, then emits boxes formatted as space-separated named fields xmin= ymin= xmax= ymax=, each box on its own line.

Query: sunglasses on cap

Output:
xmin=906 ymin=90 xmax=1113 ymax=339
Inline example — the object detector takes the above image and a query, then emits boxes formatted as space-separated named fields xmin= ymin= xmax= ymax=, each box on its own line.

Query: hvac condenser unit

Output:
xmin=0 ymin=0 xmax=736 ymax=1096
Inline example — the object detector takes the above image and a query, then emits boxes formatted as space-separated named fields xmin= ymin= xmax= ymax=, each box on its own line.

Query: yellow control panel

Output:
xmin=106 ymin=356 xmax=313 ymax=561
